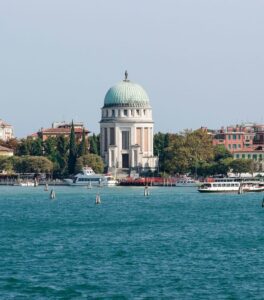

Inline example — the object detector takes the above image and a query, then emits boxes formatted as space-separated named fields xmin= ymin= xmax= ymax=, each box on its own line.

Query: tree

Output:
xmin=16 ymin=137 xmax=43 ymax=156
xmin=56 ymin=135 xmax=68 ymax=177
xmin=0 ymin=157 xmax=14 ymax=173
xmin=162 ymin=130 xmax=214 ymax=175
xmin=79 ymin=128 xmax=88 ymax=156
xmin=16 ymin=138 xmax=30 ymax=155
xmin=31 ymin=138 xmax=43 ymax=156
xmin=75 ymin=154 xmax=104 ymax=174
xmin=68 ymin=121 xmax=77 ymax=174
xmin=230 ymin=159 xmax=253 ymax=175
xmin=89 ymin=134 xmax=100 ymax=155
xmin=214 ymin=145 xmax=232 ymax=161
xmin=12 ymin=156 xmax=53 ymax=173
xmin=43 ymin=137 xmax=57 ymax=161
xmin=154 ymin=132 xmax=169 ymax=172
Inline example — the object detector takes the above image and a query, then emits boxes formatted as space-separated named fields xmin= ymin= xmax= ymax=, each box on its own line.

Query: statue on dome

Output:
xmin=124 ymin=70 xmax=128 ymax=81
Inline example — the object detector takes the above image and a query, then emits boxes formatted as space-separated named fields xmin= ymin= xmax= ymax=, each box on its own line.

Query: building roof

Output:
xmin=104 ymin=80 xmax=150 ymax=108
xmin=0 ymin=145 xmax=13 ymax=152
xmin=40 ymin=128 xmax=89 ymax=134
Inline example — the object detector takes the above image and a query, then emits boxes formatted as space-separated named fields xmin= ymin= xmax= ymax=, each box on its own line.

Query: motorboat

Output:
xmin=105 ymin=175 xmax=118 ymax=186
xmin=176 ymin=177 xmax=200 ymax=187
xmin=64 ymin=167 xmax=116 ymax=187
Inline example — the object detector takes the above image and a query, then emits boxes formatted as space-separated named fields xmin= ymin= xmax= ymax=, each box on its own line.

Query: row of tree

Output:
xmin=0 ymin=124 xmax=102 ymax=177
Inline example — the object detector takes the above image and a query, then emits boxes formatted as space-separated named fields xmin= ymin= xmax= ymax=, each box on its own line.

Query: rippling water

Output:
xmin=0 ymin=186 xmax=264 ymax=299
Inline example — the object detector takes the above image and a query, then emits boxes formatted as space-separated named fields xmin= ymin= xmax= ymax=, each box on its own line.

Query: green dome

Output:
xmin=104 ymin=81 xmax=150 ymax=107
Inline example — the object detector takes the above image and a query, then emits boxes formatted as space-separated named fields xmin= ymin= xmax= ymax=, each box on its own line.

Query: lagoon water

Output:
xmin=0 ymin=186 xmax=264 ymax=299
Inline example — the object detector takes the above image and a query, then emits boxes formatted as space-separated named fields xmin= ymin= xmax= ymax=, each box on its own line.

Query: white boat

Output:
xmin=176 ymin=178 xmax=200 ymax=187
xmin=198 ymin=178 xmax=264 ymax=193
xmin=105 ymin=175 xmax=118 ymax=187
xmin=240 ymin=182 xmax=264 ymax=193
xmin=14 ymin=180 xmax=36 ymax=187
xmin=198 ymin=181 xmax=240 ymax=193
xmin=64 ymin=167 xmax=117 ymax=187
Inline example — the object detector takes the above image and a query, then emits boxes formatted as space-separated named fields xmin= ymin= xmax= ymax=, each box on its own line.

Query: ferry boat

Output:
xmin=64 ymin=167 xmax=117 ymax=187
xmin=198 ymin=181 xmax=240 ymax=193
xmin=198 ymin=177 xmax=264 ymax=193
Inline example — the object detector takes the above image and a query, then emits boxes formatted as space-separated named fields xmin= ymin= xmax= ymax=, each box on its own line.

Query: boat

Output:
xmin=175 ymin=177 xmax=200 ymax=187
xmin=64 ymin=167 xmax=116 ymax=187
xmin=14 ymin=180 xmax=36 ymax=187
xmin=105 ymin=175 xmax=118 ymax=186
xmin=198 ymin=181 xmax=240 ymax=193
xmin=240 ymin=182 xmax=264 ymax=193
xmin=198 ymin=177 xmax=264 ymax=193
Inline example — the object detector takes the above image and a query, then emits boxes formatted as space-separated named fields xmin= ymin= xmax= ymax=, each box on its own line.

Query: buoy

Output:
xmin=50 ymin=189 xmax=56 ymax=199
xmin=34 ymin=178 xmax=38 ymax=187
xmin=238 ymin=184 xmax=244 ymax=195
xmin=95 ymin=193 xmax=101 ymax=204
xmin=144 ymin=186 xmax=150 ymax=197
xmin=44 ymin=183 xmax=49 ymax=191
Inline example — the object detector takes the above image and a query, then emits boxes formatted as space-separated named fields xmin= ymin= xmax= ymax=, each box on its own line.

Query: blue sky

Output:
xmin=0 ymin=0 xmax=264 ymax=137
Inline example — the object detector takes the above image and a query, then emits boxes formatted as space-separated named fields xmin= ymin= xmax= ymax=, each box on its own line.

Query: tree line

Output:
xmin=0 ymin=124 xmax=102 ymax=177
xmin=154 ymin=129 xmax=258 ymax=177
xmin=0 ymin=126 xmax=259 ymax=178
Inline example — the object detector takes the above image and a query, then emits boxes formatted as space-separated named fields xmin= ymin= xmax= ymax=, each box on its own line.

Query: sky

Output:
xmin=0 ymin=0 xmax=264 ymax=138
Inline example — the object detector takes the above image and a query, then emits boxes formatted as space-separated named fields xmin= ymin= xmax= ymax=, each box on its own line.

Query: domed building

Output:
xmin=100 ymin=72 xmax=158 ymax=174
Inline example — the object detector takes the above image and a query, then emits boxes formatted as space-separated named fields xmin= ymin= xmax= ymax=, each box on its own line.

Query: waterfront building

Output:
xmin=32 ymin=121 xmax=89 ymax=142
xmin=0 ymin=145 xmax=14 ymax=157
xmin=211 ymin=123 xmax=264 ymax=169
xmin=0 ymin=119 xmax=14 ymax=141
xmin=100 ymin=72 xmax=158 ymax=174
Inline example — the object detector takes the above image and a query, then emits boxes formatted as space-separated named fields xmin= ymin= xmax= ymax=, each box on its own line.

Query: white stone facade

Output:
xmin=100 ymin=79 xmax=158 ymax=173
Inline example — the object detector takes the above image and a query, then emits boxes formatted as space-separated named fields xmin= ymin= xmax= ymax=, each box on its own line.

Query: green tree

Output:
xmin=68 ymin=122 xmax=77 ymax=174
xmin=75 ymin=154 xmax=104 ymax=174
xmin=154 ymin=132 xmax=169 ymax=172
xmin=12 ymin=156 xmax=53 ymax=173
xmin=89 ymin=134 xmax=100 ymax=155
xmin=230 ymin=159 xmax=253 ymax=175
xmin=43 ymin=137 xmax=57 ymax=161
xmin=0 ymin=157 xmax=14 ymax=173
xmin=56 ymin=135 xmax=68 ymax=177
xmin=16 ymin=138 xmax=30 ymax=155
xmin=79 ymin=128 xmax=88 ymax=156
xmin=31 ymin=138 xmax=43 ymax=156
xmin=214 ymin=145 xmax=232 ymax=161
